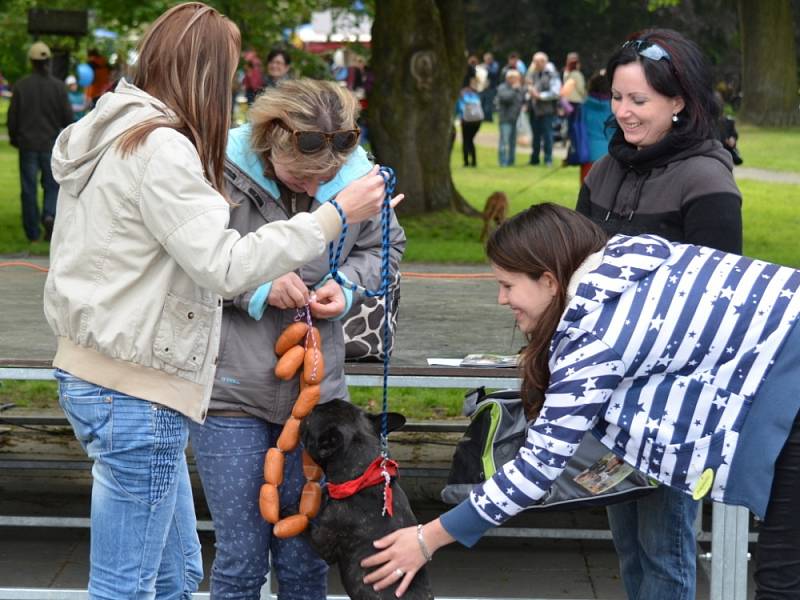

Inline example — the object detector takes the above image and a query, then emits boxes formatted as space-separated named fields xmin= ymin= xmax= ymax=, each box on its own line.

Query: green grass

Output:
xmin=0 ymin=379 xmax=467 ymax=419
xmin=0 ymin=380 xmax=58 ymax=410
xmin=349 ymin=386 xmax=464 ymax=419
xmin=737 ymin=124 xmax=800 ymax=173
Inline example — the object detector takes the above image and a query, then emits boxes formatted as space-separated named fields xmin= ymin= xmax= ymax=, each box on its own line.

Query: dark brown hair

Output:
xmin=486 ymin=203 xmax=607 ymax=417
xmin=606 ymin=28 xmax=719 ymax=144
xmin=118 ymin=3 xmax=241 ymax=195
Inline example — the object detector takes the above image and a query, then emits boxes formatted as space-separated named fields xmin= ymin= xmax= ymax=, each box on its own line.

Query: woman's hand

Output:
xmin=268 ymin=273 xmax=309 ymax=309
xmin=360 ymin=520 xmax=454 ymax=596
xmin=308 ymin=279 xmax=345 ymax=319
xmin=335 ymin=165 xmax=404 ymax=224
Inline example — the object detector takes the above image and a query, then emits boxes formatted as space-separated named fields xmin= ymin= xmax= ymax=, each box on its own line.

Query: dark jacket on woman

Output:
xmin=576 ymin=130 xmax=742 ymax=253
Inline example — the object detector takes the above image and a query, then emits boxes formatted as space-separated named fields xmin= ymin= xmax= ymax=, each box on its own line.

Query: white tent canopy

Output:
xmin=296 ymin=9 xmax=372 ymax=43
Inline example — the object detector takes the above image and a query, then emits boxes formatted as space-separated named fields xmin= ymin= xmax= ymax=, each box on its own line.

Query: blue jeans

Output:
xmin=530 ymin=113 xmax=554 ymax=165
xmin=480 ymin=88 xmax=496 ymax=122
xmin=189 ymin=416 xmax=328 ymax=600
xmin=19 ymin=149 xmax=58 ymax=241
xmin=607 ymin=485 xmax=698 ymax=600
xmin=498 ymin=121 xmax=517 ymax=166
xmin=56 ymin=370 xmax=203 ymax=600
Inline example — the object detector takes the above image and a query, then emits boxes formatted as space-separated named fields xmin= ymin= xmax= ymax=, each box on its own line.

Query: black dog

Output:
xmin=300 ymin=399 xmax=435 ymax=600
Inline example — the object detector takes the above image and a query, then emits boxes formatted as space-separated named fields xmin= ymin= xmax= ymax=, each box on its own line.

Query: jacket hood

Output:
xmin=561 ymin=234 xmax=673 ymax=328
xmin=608 ymin=129 xmax=733 ymax=174
xmin=226 ymin=123 xmax=373 ymax=203
xmin=51 ymin=79 xmax=174 ymax=196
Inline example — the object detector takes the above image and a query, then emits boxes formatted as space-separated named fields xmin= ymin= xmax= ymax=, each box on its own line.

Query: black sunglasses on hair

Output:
xmin=274 ymin=120 xmax=360 ymax=154
xmin=622 ymin=39 xmax=671 ymax=62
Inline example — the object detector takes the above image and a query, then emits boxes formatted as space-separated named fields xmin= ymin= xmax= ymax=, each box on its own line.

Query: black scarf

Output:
xmin=608 ymin=129 xmax=706 ymax=173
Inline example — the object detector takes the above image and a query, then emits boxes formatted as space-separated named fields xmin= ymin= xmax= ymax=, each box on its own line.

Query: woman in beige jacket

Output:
xmin=43 ymin=4 xmax=401 ymax=598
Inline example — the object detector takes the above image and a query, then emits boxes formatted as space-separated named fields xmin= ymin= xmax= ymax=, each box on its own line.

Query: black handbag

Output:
xmin=441 ymin=388 xmax=656 ymax=510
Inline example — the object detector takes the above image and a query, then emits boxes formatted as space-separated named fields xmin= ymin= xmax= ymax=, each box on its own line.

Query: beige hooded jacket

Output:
xmin=44 ymin=80 xmax=342 ymax=422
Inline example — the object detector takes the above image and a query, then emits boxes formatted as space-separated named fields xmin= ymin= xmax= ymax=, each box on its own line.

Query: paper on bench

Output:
xmin=426 ymin=358 xmax=463 ymax=367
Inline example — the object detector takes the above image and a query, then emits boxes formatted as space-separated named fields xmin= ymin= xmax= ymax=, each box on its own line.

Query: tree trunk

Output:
xmin=737 ymin=0 xmax=799 ymax=126
xmin=369 ymin=0 xmax=476 ymax=215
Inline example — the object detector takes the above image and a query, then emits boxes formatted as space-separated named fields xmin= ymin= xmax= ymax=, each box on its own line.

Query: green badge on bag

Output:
xmin=693 ymin=468 xmax=715 ymax=500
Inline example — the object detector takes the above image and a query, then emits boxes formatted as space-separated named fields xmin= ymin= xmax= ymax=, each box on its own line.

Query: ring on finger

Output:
xmin=394 ymin=568 xmax=404 ymax=578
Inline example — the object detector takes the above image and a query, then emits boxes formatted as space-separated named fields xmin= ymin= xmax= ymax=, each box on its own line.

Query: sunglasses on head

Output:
xmin=274 ymin=120 xmax=360 ymax=154
xmin=622 ymin=39 xmax=671 ymax=62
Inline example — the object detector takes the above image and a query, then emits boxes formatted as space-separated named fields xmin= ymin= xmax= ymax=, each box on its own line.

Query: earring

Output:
xmin=672 ymin=113 xmax=679 ymax=123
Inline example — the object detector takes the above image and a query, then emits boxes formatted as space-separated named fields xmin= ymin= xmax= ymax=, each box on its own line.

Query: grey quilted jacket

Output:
xmin=209 ymin=125 xmax=405 ymax=424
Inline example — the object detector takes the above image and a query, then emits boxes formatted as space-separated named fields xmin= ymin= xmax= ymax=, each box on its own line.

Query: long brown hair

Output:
xmin=248 ymin=79 xmax=360 ymax=179
xmin=486 ymin=203 xmax=607 ymax=417
xmin=117 ymin=2 xmax=241 ymax=195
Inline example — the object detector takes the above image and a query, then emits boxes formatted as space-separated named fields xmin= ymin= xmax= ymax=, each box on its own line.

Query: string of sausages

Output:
xmin=258 ymin=319 xmax=325 ymax=538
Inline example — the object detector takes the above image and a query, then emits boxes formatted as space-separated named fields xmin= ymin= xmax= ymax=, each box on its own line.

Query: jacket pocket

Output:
xmin=153 ymin=292 xmax=214 ymax=372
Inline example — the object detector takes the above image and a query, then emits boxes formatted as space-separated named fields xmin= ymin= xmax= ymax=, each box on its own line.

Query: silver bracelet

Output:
xmin=416 ymin=524 xmax=433 ymax=562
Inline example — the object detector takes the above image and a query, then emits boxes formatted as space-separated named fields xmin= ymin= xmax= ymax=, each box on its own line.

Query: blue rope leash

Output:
xmin=328 ymin=166 xmax=395 ymax=456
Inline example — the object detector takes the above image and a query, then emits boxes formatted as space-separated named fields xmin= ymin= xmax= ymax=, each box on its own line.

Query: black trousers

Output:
xmin=755 ymin=411 xmax=800 ymax=598
xmin=461 ymin=120 xmax=481 ymax=166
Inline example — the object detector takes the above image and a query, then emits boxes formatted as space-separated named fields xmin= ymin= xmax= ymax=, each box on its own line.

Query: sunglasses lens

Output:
xmin=624 ymin=39 xmax=670 ymax=62
xmin=296 ymin=132 xmax=327 ymax=154
xmin=333 ymin=131 xmax=359 ymax=151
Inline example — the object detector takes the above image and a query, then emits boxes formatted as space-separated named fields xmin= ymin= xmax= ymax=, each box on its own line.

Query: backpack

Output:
xmin=462 ymin=96 xmax=484 ymax=122
xmin=441 ymin=388 xmax=657 ymax=510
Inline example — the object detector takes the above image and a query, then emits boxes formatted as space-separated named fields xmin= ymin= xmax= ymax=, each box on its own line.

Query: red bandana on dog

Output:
xmin=326 ymin=457 xmax=399 ymax=516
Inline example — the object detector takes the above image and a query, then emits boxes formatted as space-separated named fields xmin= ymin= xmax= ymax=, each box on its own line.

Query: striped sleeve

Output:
xmin=468 ymin=328 xmax=624 ymax=525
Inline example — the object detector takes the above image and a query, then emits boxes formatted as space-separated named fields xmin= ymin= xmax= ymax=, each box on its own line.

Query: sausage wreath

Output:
xmin=259 ymin=322 xmax=324 ymax=537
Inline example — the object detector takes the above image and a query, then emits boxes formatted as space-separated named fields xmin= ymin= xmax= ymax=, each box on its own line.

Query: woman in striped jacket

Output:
xmin=363 ymin=203 xmax=800 ymax=599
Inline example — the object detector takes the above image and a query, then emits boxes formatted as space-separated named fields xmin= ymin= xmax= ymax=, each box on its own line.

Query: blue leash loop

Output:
xmin=328 ymin=166 xmax=395 ymax=456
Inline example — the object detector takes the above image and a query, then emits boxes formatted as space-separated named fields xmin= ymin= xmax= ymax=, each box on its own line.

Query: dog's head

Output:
xmin=300 ymin=400 xmax=406 ymax=470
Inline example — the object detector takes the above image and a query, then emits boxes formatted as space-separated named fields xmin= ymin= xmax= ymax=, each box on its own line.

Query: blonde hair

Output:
xmin=118 ymin=2 xmax=241 ymax=195
xmin=249 ymin=79 xmax=360 ymax=179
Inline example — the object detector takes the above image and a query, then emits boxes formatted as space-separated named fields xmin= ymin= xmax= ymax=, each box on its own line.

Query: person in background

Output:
xmin=560 ymin=52 xmax=587 ymax=107
xmin=264 ymin=48 xmax=291 ymax=88
xmin=455 ymin=77 xmax=483 ymax=167
xmin=579 ymin=70 xmax=613 ymax=183
xmin=500 ymin=52 xmax=525 ymax=80
xmin=495 ymin=69 xmax=525 ymax=167
xmin=7 ymin=41 xmax=73 ymax=243
xmin=576 ymin=29 xmax=742 ymax=600
xmin=188 ymin=78 xmax=405 ymax=600
xmin=714 ymin=91 xmax=743 ymax=166
xmin=463 ymin=54 xmax=479 ymax=88
xmin=361 ymin=203 xmax=800 ymax=600
xmin=65 ymin=75 xmax=88 ymax=121
xmin=525 ymin=52 xmax=561 ymax=167
xmin=242 ymin=50 xmax=264 ymax=105
xmin=478 ymin=52 xmax=500 ymax=122
xmin=85 ymin=49 xmax=111 ymax=107
xmin=44 ymin=4 xmax=401 ymax=598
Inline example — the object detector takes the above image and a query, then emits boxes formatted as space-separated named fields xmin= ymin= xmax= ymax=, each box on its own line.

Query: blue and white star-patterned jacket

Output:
xmin=442 ymin=234 xmax=800 ymax=546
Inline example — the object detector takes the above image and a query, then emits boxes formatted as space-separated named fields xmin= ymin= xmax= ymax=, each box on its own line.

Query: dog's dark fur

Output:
xmin=300 ymin=400 xmax=434 ymax=600
xmin=480 ymin=191 xmax=508 ymax=242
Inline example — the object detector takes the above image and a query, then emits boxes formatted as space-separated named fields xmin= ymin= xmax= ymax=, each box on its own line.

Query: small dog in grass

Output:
xmin=480 ymin=191 xmax=508 ymax=242
xmin=300 ymin=400 xmax=435 ymax=600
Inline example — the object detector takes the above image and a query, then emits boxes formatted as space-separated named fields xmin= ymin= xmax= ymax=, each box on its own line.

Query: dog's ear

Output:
xmin=315 ymin=425 xmax=345 ymax=460
xmin=366 ymin=412 xmax=406 ymax=436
